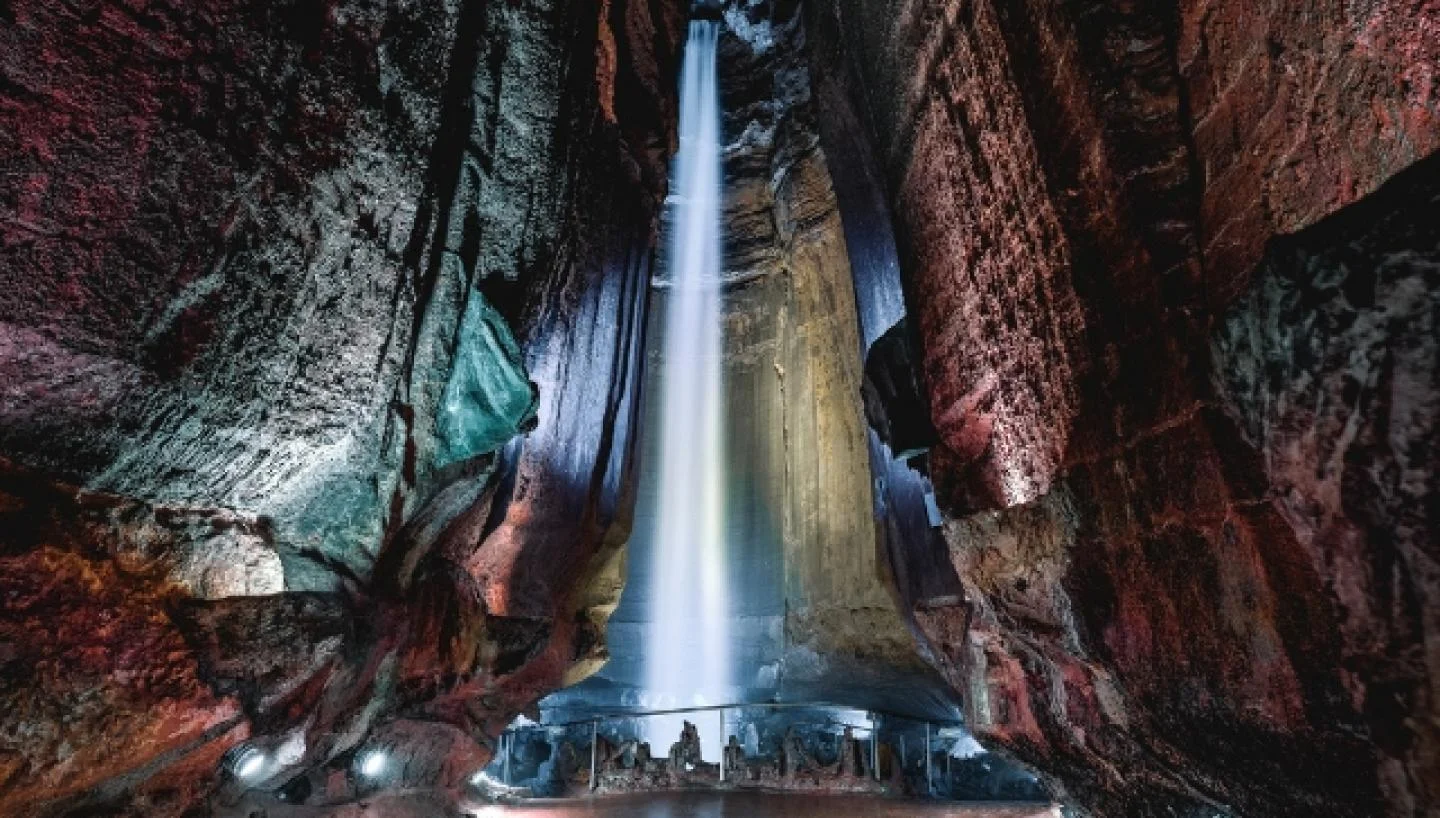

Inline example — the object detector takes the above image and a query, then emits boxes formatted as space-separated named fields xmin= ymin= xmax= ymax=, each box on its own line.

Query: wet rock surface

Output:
xmin=557 ymin=0 xmax=952 ymax=719
xmin=0 ymin=0 xmax=681 ymax=813
xmin=811 ymin=0 xmax=1439 ymax=814
xmin=709 ymin=0 xmax=936 ymax=697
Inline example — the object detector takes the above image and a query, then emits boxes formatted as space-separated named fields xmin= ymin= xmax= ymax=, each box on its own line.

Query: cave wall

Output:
xmin=1 ymin=0 xmax=493 ymax=583
xmin=711 ymin=2 xmax=925 ymax=690
xmin=806 ymin=0 xmax=1089 ymax=512
xmin=0 ymin=0 xmax=681 ymax=813
xmin=808 ymin=0 xmax=1439 ymax=814
xmin=1182 ymin=0 xmax=1440 ymax=303
xmin=2 ymin=0 xmax=1434 ymax=812
xmin=1213 ymin=153 xmax=1440 ymax=816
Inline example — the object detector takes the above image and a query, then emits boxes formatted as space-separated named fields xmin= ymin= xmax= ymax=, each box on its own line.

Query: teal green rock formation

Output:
xmin=436 ymin=288 xmax=539 ymax=468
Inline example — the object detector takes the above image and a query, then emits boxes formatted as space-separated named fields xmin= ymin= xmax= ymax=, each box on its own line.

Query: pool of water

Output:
xmin=466 ymin=793 xmax=1058 ymax=817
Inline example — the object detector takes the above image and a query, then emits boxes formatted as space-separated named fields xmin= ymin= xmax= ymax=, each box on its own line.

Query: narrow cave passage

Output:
xmin=526 ymin=2 xmax=1006 ymax=798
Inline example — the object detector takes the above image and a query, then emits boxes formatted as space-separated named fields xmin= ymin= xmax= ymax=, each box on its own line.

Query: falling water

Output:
xmin=645 ymin=19 xmax=727 ymax=759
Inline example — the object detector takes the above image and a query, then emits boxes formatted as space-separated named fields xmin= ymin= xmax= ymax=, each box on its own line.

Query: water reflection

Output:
xmin=470 ymin=792 xmax=1058 ymax=817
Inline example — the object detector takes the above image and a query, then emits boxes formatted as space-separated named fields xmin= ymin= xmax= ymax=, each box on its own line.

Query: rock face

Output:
xmin=0 ymin=0 xmax=680 ymax=813
xmin=810 ymin=0 xmax=1439 ymax=815
xmin=813 ymin=0 xmax=1090 ymax=512
xmin=1214 ymin=153 xmax=1440 ymax=815
xmin=1 ymin=0 xmax=489 ymax=576
xmin=709 ymin=0 xmax=933 ymax=698
xmin=1182 ymin=0 xmax=1440 ymax=302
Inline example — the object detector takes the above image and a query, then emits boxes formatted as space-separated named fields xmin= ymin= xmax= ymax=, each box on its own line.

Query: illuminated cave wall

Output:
xmin=809 ymin=0 xmax=1440 ymax=815
xmin=0 ymin=0 xmax=682 ymax=813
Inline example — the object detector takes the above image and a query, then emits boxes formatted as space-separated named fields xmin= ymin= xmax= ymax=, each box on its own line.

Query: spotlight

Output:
xmin=233 ymin=748 xmax=267 ymax=781
xmin=358 ymin=749 xmax=388 ymax=778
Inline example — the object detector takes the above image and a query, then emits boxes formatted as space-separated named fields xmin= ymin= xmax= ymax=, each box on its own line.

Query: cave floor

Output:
xmin=472 ymin=793 xmax=1058 ymax=816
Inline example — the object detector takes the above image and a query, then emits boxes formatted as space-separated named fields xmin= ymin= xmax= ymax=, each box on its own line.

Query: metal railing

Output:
xmin=488 ymin=700 xmax=966 ymax=797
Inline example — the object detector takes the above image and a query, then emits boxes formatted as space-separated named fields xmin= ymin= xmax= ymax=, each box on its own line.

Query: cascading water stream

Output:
xmin=509 ymin=13 xmax=973 ymax=780
xmin=645 ymin=19 xmax=727 ymax=758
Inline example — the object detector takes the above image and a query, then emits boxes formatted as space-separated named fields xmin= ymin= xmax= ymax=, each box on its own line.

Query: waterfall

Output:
xmin=645 ymin=19 xmax=727 ymax=759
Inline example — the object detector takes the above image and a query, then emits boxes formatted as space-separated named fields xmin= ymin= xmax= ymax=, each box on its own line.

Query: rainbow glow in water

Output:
xmin=645 ymin=18 xmax=727 ymax=760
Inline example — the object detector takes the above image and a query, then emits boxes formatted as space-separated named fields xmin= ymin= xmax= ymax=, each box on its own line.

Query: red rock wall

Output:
xmin=811 ymin=0 xmax=1439 ymax=813
xmin=1181 ymin=0 xmax=1440 ymax=304
xmin=0 ymin=462 xmax=256 ymax=814
xmin=808 ymin=0 xmax=1088 ymax=512
xmin=1 ymin=0 xmax=370 ymax=360
xmin=1214 ymin=153 xmax=1440 ymax=815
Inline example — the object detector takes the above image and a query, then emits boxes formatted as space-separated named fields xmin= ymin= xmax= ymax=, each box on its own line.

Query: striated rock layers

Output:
xmin=810 ymin=0 xmax=1439 ymax=815
xmin=2 ymin=0 xmax=1436 ymax=815
xmin=709 ymin=0 xmax=935 ymax=700
xmin=0 ymin=0 xmax=681 ymax=814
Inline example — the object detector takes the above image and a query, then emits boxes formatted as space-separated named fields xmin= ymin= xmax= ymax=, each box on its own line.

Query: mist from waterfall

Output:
xmin=645 ymin=19 xmax=727 ymax=759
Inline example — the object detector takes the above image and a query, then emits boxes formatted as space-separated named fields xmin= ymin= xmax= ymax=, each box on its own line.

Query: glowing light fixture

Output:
xmin=234 ymin=748 xmax=267 ymax=780
xmin=358 ymin=749 xmax=388 ymax=778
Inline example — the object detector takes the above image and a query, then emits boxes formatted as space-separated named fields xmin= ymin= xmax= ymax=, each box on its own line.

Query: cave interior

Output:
xmin=0 ymin=0 xmax=1437 ymax=816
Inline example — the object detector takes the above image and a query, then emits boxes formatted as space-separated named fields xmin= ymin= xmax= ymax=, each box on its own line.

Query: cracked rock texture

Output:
xmin=811 ymin=0 xmax=1439 ymax=814
xmin=1214 ymin=152 xmax=1440 ymax=816
xmin=1182 ymin=0 xmax=1440 ymax=303
xmin=0 ymin=0 xmax=680 ymax=813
